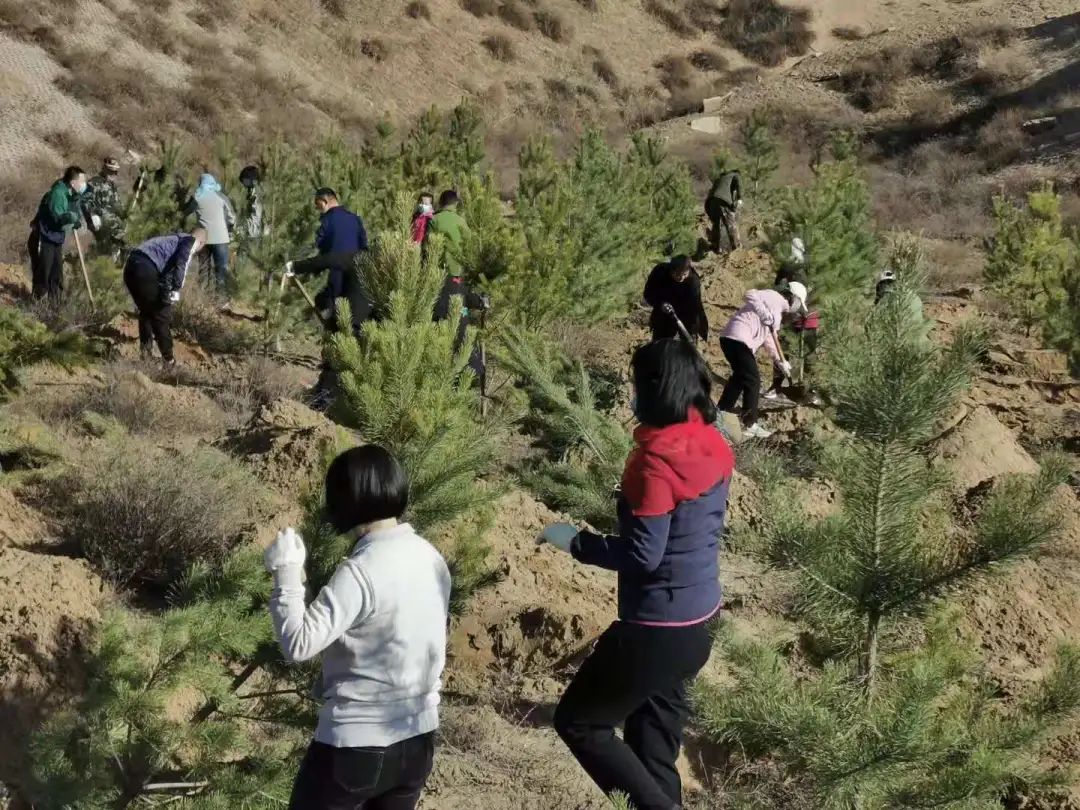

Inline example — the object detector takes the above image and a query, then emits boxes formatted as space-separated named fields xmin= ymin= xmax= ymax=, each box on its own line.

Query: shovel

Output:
xmin=72 ymin=229 xmax=96 ymax=312
xmin=661 ymin=304 xmax=722 ymax=382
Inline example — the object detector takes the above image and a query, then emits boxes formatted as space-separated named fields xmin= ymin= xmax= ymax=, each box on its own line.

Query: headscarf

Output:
xmin=194 ymin=173 xmax=221 ymax=200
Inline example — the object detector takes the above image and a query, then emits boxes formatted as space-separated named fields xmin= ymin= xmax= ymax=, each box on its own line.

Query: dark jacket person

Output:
xmin=540 ymin=338 xmax=733 ymax=810
xmin=643 ymin=255 xmax=708 ymax=342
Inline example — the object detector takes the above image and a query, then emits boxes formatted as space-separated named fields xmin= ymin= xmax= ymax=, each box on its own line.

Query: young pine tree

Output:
xmin=986 ymin=183 xmax=1076 ymax=337
xmin=768 ymin=132 xmax=878 ymax=305
xmin=694 ymin=271 xmax=1080 ymax=808
xmin=326 ymin=195 xmax=499 ymax=530
xmin=0 ymin=306 xmax=88 ymax=399
xmin=495 ymin=325 xmax=632 ymax=533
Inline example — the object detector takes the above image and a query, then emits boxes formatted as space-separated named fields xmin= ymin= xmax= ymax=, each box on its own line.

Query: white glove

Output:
xmin=264 ymin=527 xmax=307 ymax=572
xmin=777 ymin=360 xmax=793 ymax=378
xmin=539 ymin=523 xmax=578 ymax=553
xmin=283 ymin=261 xmax=295 ymax=278
xmin=736 ymin=199 xmax=744 ymax=208
xmin=168 ymin=290 xmax=181 ymax=304
xmin=90 ymin=214 xmax=102 ymax=230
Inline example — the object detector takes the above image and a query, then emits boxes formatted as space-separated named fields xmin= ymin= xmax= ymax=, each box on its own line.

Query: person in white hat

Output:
xmin=717 ymin=281 xmax=807 ymax=439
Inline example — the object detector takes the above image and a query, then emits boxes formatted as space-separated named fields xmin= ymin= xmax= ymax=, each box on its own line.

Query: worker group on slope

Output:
xmin=24 ymin=157 xmax=910 ymax=810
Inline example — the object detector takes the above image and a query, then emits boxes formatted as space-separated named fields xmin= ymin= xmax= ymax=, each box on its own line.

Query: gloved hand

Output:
xmin=737 ymin=199 xmax=744 ymax=208
xmin=265 ymin=527 xmax=307 ymax=572
xmin=538 ymin=523 xmax=578 ymax=553
xmin=167 ymin=290 xmax=181 ymax=304
xmin=283 ymin=261 xmax=295 ymax=278
xmin=479 ymin=294 xmax=491 ymax=311
xmin=90 ymin=214 xmax=102 ymax=230
xmin=777 ymin=360 xmax=793 ymax=378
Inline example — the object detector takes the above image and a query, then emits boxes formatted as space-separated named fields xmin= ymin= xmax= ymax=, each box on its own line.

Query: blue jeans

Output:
xmin=201 ymin=243 xmax=230 ymax=290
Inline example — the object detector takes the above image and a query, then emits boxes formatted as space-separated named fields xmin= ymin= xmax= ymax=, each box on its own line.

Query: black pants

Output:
xmin=124 ymin=253 xmax=174 ymax=362
xmin=288 ymin=733 xmax=435 ymax=810
xmin=29 ymin=230 xmax=65 ymax=301
xmin=554 ymin=621 xmax=712 ymax=810
xmin=717 ymin=337 xmax=760 ymax=426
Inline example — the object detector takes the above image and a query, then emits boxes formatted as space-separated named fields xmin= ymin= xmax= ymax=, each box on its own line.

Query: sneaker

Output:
xmin=763 ymin=390 xmax=780 ymax=401
xmin=744 ymin=423 xmax=773 ymax=439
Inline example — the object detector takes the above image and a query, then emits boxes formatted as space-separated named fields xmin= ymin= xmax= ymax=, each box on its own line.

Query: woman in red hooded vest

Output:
xmin=540 ymin=338 xmax=735 ymax=810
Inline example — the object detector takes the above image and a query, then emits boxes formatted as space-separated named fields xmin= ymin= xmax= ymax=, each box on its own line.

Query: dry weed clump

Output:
xmin=832 ymin=25 xmax=864 ymax=41
xmin=974 ymin=108 xmax=1029 ymax=168
xmin=498 ymin=0 xmax=534 ymax=30
xmin=643 ymin=0 xmax=695 ymax=38
xmin=171 ymin=280 xmax=261 ymax=354
xmin=320 ymin=0 xmax=348 ymax=17
xmin=534 ymin=9 xmax=570 ymax=41
xmin=690 ymin=48 xmax=728 ymax=72
xmin=361 ymin=38 xmax=389 ymax=61
xmin=482 ymin=33 xmax=516 ymax=61
xmin=405 ymin=1 xmax=432 ymax=19
xmin=463 ymin=0 xmax=499 ymax=16
xmin=839 ymin=49 xmax=911 ymax=111
xmin=0 ymin=0 xmax=65 ymax=53
xmin=686 ymin=0 xmax=724 ymax=29
xmin=592 ymin=55 xmax=619 ymax=87
xmin=51 ymin=437 xmax=270 ymax=587
xmin=719 ymin=0 xmax=814 ymax=67
xmin=572 ymin=0 xmax=598 ymax=10
xmin=655 ymin=54 xmax=695 ymax=92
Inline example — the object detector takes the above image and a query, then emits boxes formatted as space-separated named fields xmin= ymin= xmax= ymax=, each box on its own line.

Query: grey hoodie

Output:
xmin=185 ymin=191 xmax=236 ymax=245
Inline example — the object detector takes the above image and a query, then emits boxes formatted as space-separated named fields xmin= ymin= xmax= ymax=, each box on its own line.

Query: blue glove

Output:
xmin=539 ymin=523 xmax=578 ymax=553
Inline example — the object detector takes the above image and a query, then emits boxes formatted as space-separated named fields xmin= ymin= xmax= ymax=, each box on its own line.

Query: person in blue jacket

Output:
xmin=540 ymin=338 xmax=734 ymax=810
xmin=286 ymin=187 xmax=369 ymax=332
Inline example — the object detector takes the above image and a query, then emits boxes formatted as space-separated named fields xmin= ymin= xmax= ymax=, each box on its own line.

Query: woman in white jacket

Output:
xmin=264 ymin=445 xmax=451 ymax=810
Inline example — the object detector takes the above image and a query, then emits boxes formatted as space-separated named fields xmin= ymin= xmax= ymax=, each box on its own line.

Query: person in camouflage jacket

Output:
xmin=83 ymin=157 xmax=125 ymax=255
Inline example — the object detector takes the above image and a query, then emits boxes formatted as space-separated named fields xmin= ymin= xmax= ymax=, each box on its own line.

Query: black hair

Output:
xmin=239 ymin=165 xmax=260 ymax=187
xmin=418 ymin=191 xmax=434 ymax=202
xmin=62 ymin=166 xmax=85 ymax=183
xmin=314 ymin=187 xmax=338 ymax=201
xmin=631 ymin=338 xmax=717 ymax=427
xmin=670 ymin=254 xmax=691 ymax=273
xmin=324 ymin=445 xmax=409 ymax=534
xmin=438 ymin=189 xmax=459 ymax=208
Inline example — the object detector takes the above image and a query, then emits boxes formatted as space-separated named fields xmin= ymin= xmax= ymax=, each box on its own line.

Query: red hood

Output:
xmin=622 ymin=409 xmax=734 ymax=517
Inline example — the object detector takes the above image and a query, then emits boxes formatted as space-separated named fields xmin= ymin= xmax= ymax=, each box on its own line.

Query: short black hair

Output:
xmin=324 ymin=445 xmax=409 ymax=533
xmin=419 ymin=191 xmax=434 ymax=202
xmin=239 ymin=165 xmax=260 ymax=187
xmin=63 ymin=166 xmax=85 ymax=183
xmin=631 ymin=338 xmax=717 ymax=427
xmin=670 ymin=255 xmax=691 ymax=273
xmin=438 ymin=189 xmax=459 ymax=208
xmin=314 ymin=187 xmax=338 ymax=202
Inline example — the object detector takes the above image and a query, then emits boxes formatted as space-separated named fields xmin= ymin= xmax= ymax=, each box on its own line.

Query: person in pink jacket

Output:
xmin=717 ymin=282 xmax=807 ymax=438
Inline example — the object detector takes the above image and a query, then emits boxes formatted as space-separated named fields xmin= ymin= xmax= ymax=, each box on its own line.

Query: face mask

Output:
xmin=420 ymin=203 xmax=433 ymax=214
xmin=72 ymin=181 xmax=87 ymax=194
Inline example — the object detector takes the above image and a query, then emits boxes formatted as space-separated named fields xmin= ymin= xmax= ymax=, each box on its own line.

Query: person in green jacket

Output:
xmin=28 ymin=166 xmax=87 ymax=301
xmin=425 ymin=189 xmax=470 ymax=276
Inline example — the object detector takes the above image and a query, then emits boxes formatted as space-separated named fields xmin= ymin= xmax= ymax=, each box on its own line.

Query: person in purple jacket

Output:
xmin=123 ymin=228 xmax=206 ymax=365
xmin=539 ymin=338 xmax=735 ymax=810
xmin=717 ymin=281 xmax=807 ymax=439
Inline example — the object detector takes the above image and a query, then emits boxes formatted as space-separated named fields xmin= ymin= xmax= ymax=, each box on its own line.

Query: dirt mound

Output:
xmin=0 ymin=544 xmax=105 ymax=791
xmin=447 ymin=490 xmax=616 ymax=705
xmin=222 ymin=398 xmax=340 ymax=495
xmin=936 ymin=405 xmax=1038 ymax=494
xmin=0 ymin=488 xmax=48 ymax=549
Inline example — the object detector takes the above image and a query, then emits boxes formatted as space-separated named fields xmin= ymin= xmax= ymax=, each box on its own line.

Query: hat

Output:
xmin=103 ymin=157 xmax=120 ymax=173
xmin=787 ymin=280 xmax=809 ymax=313
xmin=878 ymin=269 xmax=896 ymax=282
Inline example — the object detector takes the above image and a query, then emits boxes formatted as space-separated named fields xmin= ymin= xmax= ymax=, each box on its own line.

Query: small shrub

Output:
xmin=643 ymin=0 xmax=695 ymax=37
xmin=720 ymin=0 xmax=815 ymax=67
xmin=361 ymin=37 xmax=389 ymax=61
xmin=320 ymin=0 xmax=348 ymax=17
xmin=975 ymin=108 xmax=1028 ymax=167
xmin=405 ymin=0 xmax=431 ymax=19
xmin=79 ymin=366 xmax=228 ymax=436
xmin=685 ymin=0 xmax=724 ymax=30
xmin=463 ymin=0 xmax=498 ymax=16
xmin=172 ymin=280 xmax=261 ymax=354
xmin=534 ymin=9 xmax=570 ymax=41
xmin=831 ymin=25 xmax=864 ymax=40
xmin=655 ymin=54 xmax=695 ymax=92
xmin=839 ymin=49 xmax=910 ymax=111
xmin=50 ymin=437 xmax=271 ymax=587
xmin=690 ymin=48 xmax=728 ymax=71
xmin=189 ymin=7 xmax=217 ymax=30
xmin=498 ymin=0 xmax=534 ymax=30
xmin=572 ymin=0 xmax=598 ymax=9
xmin=482 ymin=33 xmax=516 ymax=61
xmin=592 ymin=55 xmax=619 ymax=87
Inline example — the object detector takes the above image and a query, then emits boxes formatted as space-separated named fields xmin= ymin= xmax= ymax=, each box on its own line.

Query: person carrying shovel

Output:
xmin=716 ymin=281 xmax=807 ymax=439
xmin=643 ymin=255 xmax=708 ymax=344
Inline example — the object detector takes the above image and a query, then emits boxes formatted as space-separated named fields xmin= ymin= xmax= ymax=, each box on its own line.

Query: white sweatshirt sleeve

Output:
xmin=269 ymin=560 xmax=374 ymax=663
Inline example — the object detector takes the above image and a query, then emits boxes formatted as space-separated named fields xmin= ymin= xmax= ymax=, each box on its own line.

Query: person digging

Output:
xmin=716 ymin=280 xmax=808 ymax=439
xmin=643 ymin=255 xmax=708 ymax=344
